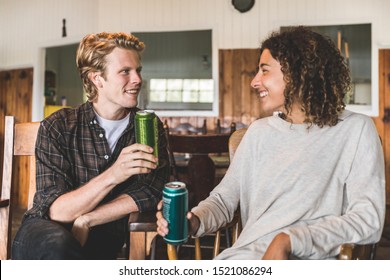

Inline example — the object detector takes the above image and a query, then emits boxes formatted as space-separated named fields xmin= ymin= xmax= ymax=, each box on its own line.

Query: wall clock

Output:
xmin=232 ymin=0 xmax=255 ymax=13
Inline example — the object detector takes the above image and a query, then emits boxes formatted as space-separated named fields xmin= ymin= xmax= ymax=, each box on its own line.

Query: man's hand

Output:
xmin=108 ymin=143 xmax=158 ymax=185
xmin=72 ymin=215 xmax=91 ymax=247
xmin=156 ymin=200 xmax=200 ymax=237
xmin=262 ymin=232 xmax=291 ymax=260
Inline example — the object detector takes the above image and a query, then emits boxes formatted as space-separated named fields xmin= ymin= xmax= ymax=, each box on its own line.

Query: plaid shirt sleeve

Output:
xmin=120 ymin=118 xmax=170 ymax=212
xmin=31 ymin=118 xmax=75 ymax=219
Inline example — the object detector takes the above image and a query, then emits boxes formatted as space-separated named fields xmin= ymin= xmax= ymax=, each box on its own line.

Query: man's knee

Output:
xmin=12 ymin=217 xmax=83 ymax=259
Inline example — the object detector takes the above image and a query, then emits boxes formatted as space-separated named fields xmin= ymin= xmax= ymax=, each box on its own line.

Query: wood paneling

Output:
xmin=373 ymin=49 xmax=390 ymax=225
xmin=0 ymin=68 xmax=33 ymax=208
xmin=218 ymin=48 xmax=260 ymax=125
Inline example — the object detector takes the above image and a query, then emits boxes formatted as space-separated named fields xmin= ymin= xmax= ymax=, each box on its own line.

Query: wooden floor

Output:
xmin=11 ymin=206 xmax=390 ymax=260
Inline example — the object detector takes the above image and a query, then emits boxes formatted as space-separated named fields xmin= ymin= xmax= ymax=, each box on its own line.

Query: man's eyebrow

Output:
xmin=260 ymin=63 xmax=270 ymax=67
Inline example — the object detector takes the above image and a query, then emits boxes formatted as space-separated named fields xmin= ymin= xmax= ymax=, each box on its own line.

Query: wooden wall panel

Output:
xmin=374 ymin=49 xmax=390 ymax=225
xmin=218 ymin=48 xmax=260 ymax=125
xmin=0 ymin=68 xmax=33 ymax=208
xmin=232 ymin=50 xmax=243 ymax=120
xmin=357 ymin=49 xmax=390 ymax=225
xmin=219 ymin=49 xmax=233 ymax=125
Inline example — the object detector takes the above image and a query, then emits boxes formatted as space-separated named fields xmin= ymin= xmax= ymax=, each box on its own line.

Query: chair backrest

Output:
xmin=168 ymin=133 xmax=230 ymax=207
xmin=0 ymin=116 xmax=40 ymax=259
xmin=228 ymin=128 xmax=247 ymax=160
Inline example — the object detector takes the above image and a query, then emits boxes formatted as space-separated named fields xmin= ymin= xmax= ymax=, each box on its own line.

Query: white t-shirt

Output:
xmin=94 ymin=112 xmax=130 ymax=153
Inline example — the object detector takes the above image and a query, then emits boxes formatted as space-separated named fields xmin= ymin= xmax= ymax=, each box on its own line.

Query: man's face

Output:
xmin=96 ymin=47 xmax=142 ymax=111
xmin=250 ymin=49 xmax=286 ymax=116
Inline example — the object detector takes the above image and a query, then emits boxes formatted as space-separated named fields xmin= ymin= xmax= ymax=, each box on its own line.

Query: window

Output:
xmin=133 ymin=30 xmax=213 ymax=112
xmin=149 ymin=79 xmax=213 ymax=110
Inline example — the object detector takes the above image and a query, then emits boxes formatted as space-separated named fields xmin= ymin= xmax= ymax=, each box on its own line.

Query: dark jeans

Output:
xmin=12 ymin=216 xmax=125 ymax=260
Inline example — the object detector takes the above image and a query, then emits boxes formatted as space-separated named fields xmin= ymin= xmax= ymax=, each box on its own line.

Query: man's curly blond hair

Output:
xmin=76 ymin=32 xmax=145 ymax=101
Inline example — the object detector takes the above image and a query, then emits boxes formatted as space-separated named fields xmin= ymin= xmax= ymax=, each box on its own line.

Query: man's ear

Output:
xmin=89 ymin=72 xmax=103 ymax=88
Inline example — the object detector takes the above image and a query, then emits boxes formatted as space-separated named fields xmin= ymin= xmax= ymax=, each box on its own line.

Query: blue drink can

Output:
xmin=163 ymin=181 xmax=188 ymax=245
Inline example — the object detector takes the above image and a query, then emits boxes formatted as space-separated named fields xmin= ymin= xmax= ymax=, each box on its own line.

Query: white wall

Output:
xmin=1 ymin=0 xmax=390 ymax=120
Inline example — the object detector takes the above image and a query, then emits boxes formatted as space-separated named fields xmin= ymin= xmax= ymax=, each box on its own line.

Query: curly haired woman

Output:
xmin=157 ymin=26 xmax=385 ymax=259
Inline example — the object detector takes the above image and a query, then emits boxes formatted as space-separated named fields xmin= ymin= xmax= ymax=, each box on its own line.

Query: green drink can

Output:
xmin=135 ymin=110 xmax=159 ymax=160
xmin=163 ymin=181 xmax=188 ymax=245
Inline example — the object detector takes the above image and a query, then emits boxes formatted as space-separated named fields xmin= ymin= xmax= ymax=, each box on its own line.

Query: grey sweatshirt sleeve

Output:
xmin=285 ymin=118 xmax=386 ymax=259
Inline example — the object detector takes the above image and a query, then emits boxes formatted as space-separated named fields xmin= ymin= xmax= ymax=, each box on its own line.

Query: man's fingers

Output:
xmin=156 ymin=201 xmax=169 ymax=236
xmin=125 ymin=152 xmax=157 ymax=165
xmin=126 ymin=159 xmax=157 ymax=169
xmin=123 ymin=143 xmax=154 ymax=154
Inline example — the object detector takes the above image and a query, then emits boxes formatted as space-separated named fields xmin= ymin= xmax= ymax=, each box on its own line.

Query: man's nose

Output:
xmin=131 ymin=72 xmax=142 ymax=84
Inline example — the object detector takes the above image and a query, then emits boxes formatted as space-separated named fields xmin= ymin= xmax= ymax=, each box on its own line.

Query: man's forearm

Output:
xmin=80 ymin=194 xmax=138 ymax=228
xmin=49 ymin=170 xmax=117 ymax=223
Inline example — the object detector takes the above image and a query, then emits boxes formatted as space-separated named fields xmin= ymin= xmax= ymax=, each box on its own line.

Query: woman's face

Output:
xmin=251 ymin=49 xmax=286 ymax=116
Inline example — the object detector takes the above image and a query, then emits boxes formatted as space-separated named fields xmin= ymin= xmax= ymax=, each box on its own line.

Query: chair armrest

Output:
xmin=0 ymin=199 xmax=10 ymax=208
xmin=338 ymin=243 xmax=376 ymax=260
xmin=128 ymin=211 xmax=157 ymax=232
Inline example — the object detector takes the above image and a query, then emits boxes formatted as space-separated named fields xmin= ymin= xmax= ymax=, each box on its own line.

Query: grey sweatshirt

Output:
xmin=192 ymin=110 xmax=385 ymax=259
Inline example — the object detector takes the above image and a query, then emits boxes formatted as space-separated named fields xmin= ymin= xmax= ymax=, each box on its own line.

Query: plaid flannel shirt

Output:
xmin=25 ymin=102 xmax=170 ymax=222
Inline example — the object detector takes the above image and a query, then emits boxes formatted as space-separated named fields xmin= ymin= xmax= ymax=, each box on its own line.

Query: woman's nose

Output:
xmin=251 ymin=72 xmax=261 ymax=89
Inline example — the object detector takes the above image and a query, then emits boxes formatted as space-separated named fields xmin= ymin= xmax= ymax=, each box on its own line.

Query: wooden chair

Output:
xmin=0 ymin=116 xmax=40 ymax=260
xmin=127 ymin=211 xmax=158 ymax=260
xmin=226 ymin=128 xmax=377 ymax=260
xmin=168 ymin=133 xmax=231 ymax=205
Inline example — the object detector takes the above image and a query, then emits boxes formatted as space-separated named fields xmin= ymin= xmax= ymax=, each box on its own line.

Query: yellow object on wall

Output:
xmin=44 ymin=105 xmax=69 ymax=118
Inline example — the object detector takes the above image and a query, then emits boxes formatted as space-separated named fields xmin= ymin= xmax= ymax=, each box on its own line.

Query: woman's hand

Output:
xmin=262 ymin=232 xmax=291 ymax=260
xmin=71 ymin=215 xmax=91 ymax=247
xmin=156 ymin=200 xmax=200 ymax=237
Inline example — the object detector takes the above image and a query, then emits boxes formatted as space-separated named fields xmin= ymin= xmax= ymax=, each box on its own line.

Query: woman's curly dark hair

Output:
xmin=260 ymin=26 xmax=351 ymax=127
